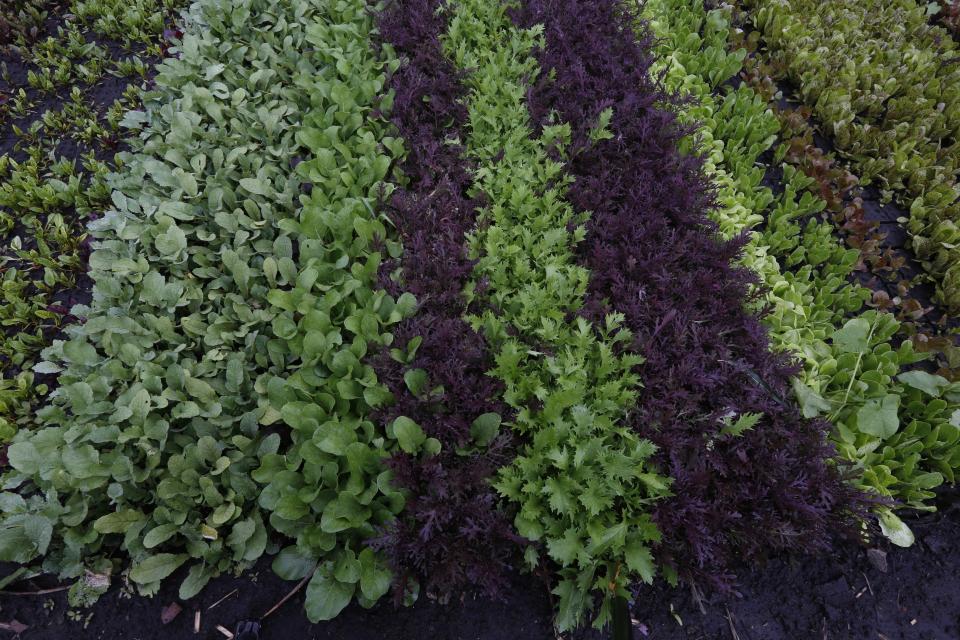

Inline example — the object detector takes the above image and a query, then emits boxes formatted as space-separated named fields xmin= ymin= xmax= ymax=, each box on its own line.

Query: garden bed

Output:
xmin=0 ymin=0 xmax=957 ymax=637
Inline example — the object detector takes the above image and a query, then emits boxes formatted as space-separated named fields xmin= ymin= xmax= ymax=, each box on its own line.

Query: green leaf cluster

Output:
xmin=0 ymin=0 xmax=182 ymax=439
xmin=645 ymin=0 xmax=960 ymax=534
xmin=0 ymin=0 xmax=409 ymax=618
xmin=444 ymin=0 xmax=670 ymax=630
xmin=742 ymin=0 xmax=960 ymax=312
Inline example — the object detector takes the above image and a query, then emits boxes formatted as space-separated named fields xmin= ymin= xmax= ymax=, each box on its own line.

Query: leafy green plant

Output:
xmin=1 ymin=0 xmax=411 ymax=619
xmin=644 ymin=0 xmax=960 ymax=542
xmin=443 ymin=0 xmax=670 ymax=630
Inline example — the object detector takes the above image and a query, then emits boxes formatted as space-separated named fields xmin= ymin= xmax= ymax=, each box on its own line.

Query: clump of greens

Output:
xmin=740 ymin=0 xmax=960 ymax=312
xmin=444 ymin=0 xmax=670 ymax=629
xmin=0 ymin=0 xmax=182 ymax=439
xmin=0 ymin=0 xmax=410 ymax=620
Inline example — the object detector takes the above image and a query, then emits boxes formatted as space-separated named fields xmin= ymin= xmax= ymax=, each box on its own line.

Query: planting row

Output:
xmin=0 ymin=0 xmax=957 ymax=634
xmin=2 ymin=0 xmax=407 ymax=616
xmin=737 ymin=0 xmax=960 ymax=313
xmin=646 ymin=0 xmax=960 ymax=542
xmin=0 ymin=0 xmax=181 ymax=439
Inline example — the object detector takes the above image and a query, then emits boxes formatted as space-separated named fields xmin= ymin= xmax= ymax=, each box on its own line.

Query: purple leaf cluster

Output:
xmin=369 ymin=0 xmax=524 ymax=599
xmin=511 ymin=0 xmax=868 ymax=589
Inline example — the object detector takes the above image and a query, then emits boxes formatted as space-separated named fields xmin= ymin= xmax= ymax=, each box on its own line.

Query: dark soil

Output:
xmin=1 ymin=491 xmax=958 ymax=640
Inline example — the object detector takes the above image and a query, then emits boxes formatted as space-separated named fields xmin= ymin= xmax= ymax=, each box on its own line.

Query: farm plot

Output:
xmin=0 ymin=0 xmax=957 ymax=638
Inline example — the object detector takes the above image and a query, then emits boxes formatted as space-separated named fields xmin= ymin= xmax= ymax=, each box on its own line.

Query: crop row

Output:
xmin=1 ymin=0 xmax=408 ymax=616
xmin=738 ymin=0 xmax=960 ymax=313
xmin=0 ymin=0 xmax=181 ymax=439
xmin=0 ymin=0 xmax=957 ymax=633
xmin=646 ymin=0 xmax=960 ymax=540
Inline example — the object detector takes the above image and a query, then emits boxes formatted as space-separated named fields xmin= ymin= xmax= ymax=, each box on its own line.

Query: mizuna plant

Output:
xmin=514 ymin=0 xmax=865 ymax=593
xmin=444 ymin=0 xmax=670 ymax=629
xmin=370 ymin=0 xmax=523 ymax=599
xmin=739 ymin=0 xmax=960 ymax=312
xmin=645 ymin=0 xmax=960 ymax=542
xmin=0 ymin=0 xmax=407 ymax=619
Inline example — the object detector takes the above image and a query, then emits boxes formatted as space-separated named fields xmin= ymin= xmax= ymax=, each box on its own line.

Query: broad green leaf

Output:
xmin=392 ymin=416 xmax=426 ymax=454
xmin=304 ymin=570 xmax=354 ymax=623
xmin=154 ymin=224 xmax=187 ymax=256
xmin=470 ymin=412 xmax=501 ymax=447
xmin=791 ymin=379 xmax=831 ymax=418
xmin=142 ymin=524 xmax=179 ymax=548
xmin=94 ymin=509 xmax=146 ymax=534
xmin=0 ymin=515 xmax=52 ymax=562
xmin=358 ymin=548 xmax=391 ymax=601
xmin=403 ymin=369 xmax=428 ymax=397
xmin=897 ymin=371 xmax=949 ymax=397
xmin=239 ymin=177 xmax=270 ymax=196
xmin=6 ymin=442 xmax=42 ymax=474
xmin=831 ymin=318 xmax=871 ymax=353
xmin=856 ymin=395 xmax=900 ymax=438
xmin=272 ymin=546 xmax=317 ymax=581
xmin=129 ymin=554 xmax=188 ymax=585
xmin=179 ymin=564 xmax=213 ymax=600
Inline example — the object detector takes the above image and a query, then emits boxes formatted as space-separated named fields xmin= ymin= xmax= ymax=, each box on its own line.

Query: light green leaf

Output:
xmin=7 ymin=442 xmax=42 ymax=474
xmin=93 ymin=509 xmax=145 ymax=534
xmin=624 ymin=542 xmax=655 ymax=583
xmin=304 ymin=570 xmax=355 ymax=623
xmin=470 ymin=412 xmax=501 ymax=447
xmin=393 ymin=416 xmax=426 ymax=454
xmin=129 ymin=554 xmax=188 ymax=585
xmin=143 ymin=524 xmax=179 ymax=549
xmin=358 ymin=548 xmax=391 ymax=602
xmin=0 ymin=515 xmax=52 ymax=562
xmin=154 ymin=224 xmax=187 ymax=256
xmin=856 ymin=394 xmax=900 ymax=438
xmin=403 ymin=369 xmax=428 ymax=397
xmin=897 ymin=371 xmax=949 ymax=397
xmin=877 ymin=508 xmax=915 ymax=547
xmin=179 ymin=564 xmax=212 ymax=600
xmin=239 ymin=177 xmax=270 ymax=196
xmin=791 ymin=379 xmax=832 ymax=418
xmin=831 ymin=318 xmax=871 ymax=353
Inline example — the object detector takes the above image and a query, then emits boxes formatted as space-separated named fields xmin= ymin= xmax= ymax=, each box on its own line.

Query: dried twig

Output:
xmin=260 ymin=570 xmax=315 ymax=621
xmin=0 ymin=585 xmax=70 ymax=596
xmin=690 ymin=583 xmax=707 ymax=615
xmin=0 ymin=621 xmax=28 ymax=634
xmin=194 ymin=610 xmax=201 ymax=634
xmin=725 ymin=607 xmax=741 ymax=640
xmin=207 ymin=588 xmax=239 ymax=610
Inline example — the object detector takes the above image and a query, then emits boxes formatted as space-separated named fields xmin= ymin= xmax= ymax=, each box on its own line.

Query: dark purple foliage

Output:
xmin=511 ymin=0 xmax=868 ymax=589
xmin=368 ymin=0 xmax=524 ymax=599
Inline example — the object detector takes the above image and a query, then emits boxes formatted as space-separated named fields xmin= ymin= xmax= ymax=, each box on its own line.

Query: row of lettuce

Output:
xmin=0 ymin=0 xmax=957 ymax=633
xmin=733 ymin=0 xmax=960 ymax=313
